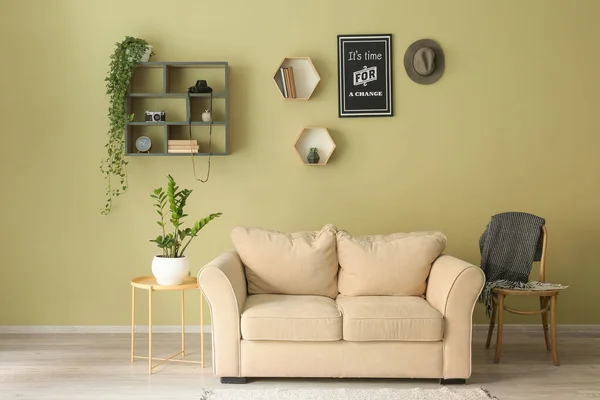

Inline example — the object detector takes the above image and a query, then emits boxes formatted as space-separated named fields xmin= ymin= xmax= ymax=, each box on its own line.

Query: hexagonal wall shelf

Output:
xmin=273 ymin=57 xmax=320 ymax=100
xmin=294 ymin=127 xmax=336 ymax=165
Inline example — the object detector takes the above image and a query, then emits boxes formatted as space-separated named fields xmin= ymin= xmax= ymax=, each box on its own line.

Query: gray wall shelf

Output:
xmin=126 ymin=152 xmax=228 ymax=157
xmin=128 ymin=93 xmax=226 ymax=98
xmin=124 ymin=61 xmax=229 ymax=157
xmin=128 ymin=121 xmax=226 ymax=126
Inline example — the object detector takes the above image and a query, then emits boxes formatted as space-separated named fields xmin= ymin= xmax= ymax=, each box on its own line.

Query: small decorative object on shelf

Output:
xmin=150 ymin=175 xmax=222 ymax=285
xmin=188 ymin=80 xmax=213 ymax=94
xmin=307 ymin=147 xmax=320 ymax=164
xmin=145 ymin=111 xmax=166 ymax=122
xmin=202 ymin=109 xmax=212 ymax=122
xmin=135 ymin=136 xmax=152 ymax=153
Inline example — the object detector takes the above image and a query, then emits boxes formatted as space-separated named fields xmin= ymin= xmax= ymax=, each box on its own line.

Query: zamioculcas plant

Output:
xmin=150 ymin=175 xmax=222 ymax=257
xmin=100 ymin=36 xmax=153 ymax=215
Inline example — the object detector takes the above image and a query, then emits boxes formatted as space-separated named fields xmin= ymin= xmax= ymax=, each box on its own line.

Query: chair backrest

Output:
xmin=537 ymin=225 xmax=548 ymax=282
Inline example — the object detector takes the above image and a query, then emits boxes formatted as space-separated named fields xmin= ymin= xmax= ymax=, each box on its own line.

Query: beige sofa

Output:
xmin=199 ymin=225 xmax=484 ymax=384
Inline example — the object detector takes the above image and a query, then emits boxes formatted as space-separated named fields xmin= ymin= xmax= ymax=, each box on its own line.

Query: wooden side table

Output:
xmin=130 ymin=276 xmax=204 ymax=374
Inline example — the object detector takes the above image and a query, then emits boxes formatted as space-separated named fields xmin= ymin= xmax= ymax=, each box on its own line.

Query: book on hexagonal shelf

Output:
xmin=273 ymin=57 xmax=320 ymax=100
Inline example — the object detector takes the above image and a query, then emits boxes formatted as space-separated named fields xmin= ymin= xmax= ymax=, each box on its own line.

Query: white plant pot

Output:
xmin=139 ymin=45 xmax=153 ymax=62
xmin=151 ymin=256 xmax=189 ymax=285
xmin=128 ymin=45 xmax=153 ymax=63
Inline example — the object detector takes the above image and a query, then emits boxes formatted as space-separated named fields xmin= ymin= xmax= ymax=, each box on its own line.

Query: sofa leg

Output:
xmin=220 ymin=377 xmax=247 ymax=384
xmin=439 ymin=378 xmax=466 ymax=385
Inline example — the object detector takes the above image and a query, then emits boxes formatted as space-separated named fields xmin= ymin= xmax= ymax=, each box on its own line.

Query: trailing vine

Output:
xmin=100 ymin=36 xmax=153 ymax=215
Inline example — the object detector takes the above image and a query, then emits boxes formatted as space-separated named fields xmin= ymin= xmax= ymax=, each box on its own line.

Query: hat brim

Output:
xmin=404 ymin=39 xmax=445 ymax=85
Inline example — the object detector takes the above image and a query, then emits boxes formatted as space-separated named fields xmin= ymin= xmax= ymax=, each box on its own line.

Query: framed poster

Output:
xmin=337 ymin=34 xmax=393 ymax=118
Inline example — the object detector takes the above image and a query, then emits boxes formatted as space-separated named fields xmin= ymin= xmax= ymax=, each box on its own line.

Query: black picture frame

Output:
xmin=337 ymin=34 xmax=393 ymax=118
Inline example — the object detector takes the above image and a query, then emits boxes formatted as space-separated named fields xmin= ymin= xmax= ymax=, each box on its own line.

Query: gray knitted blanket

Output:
xmin=479 ymin=212 xmax=567 ymax=316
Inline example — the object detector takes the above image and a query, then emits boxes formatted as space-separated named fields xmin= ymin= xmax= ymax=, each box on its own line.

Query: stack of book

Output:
xmin=278 ymin=66 xmax=297 ymax=98
xmin=167 ymin=140 xmax=199 ymax=153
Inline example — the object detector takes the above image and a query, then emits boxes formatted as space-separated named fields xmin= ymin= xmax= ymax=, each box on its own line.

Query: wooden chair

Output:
xmin=485 ymin=225 xmax=562 ymax=366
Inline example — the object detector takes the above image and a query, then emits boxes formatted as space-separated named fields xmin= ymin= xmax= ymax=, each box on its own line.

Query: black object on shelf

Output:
xmin=307 ymin=148 xmax=320 ymax=164
xmin=188 ymin=80 xmax=213 ymax=93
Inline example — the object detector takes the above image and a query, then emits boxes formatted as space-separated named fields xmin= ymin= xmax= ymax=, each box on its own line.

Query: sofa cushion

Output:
xmin=231 ymin=224 xmax=339 ymax=298
xmin=241 ymin=294 xmax=342 ymax=341
xmin=337 ymin=230 xmax=447 ymax=296
xmin=337 ymin=296 xmax=444 ymax=341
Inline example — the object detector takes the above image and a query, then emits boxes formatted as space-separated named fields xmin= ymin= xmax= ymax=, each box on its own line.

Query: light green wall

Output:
xmin=1 ymin=0 xmax=599 ymax=326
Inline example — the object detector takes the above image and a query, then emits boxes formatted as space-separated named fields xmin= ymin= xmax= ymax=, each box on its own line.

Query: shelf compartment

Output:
xmin=129 ymin=98 xmax=187 ymax=123
xmin=166 ymin=66 xmax=227 ymax=94
xmin=294 ymin=127 xmax=336 ymax=165
xmin=125 ymin=125 xmax=166 ymax=155
xmin=190 ymin=96 xmax=226 ymax=122
xmin=273 ymin=57 xmax=320 ymax=100
xmin=167 ymin=125 xmax=227 ymax=155
xmin=129 ymin=67 xmax=164 ymax=93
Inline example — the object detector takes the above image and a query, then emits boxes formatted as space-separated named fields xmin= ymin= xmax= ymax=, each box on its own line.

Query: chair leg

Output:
xmin=540 ymin=296 xmax=550 ymax=351
xmin=486 ymin=295 xmax=497 ymax=349
xmin=494 ymin=294 xmax=505 ymax=364
xmin=550 ymin=295 xmax=560 ymax=366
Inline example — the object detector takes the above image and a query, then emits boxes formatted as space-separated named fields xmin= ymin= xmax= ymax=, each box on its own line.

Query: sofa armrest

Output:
xmin=426 ymin=255 xmax=485 ymax=379
xmin=198 ymin=250 xmax=247 ymax=377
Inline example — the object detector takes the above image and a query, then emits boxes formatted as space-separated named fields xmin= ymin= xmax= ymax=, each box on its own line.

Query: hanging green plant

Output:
xmin=100 ymin=36 xmax=154 ymax=215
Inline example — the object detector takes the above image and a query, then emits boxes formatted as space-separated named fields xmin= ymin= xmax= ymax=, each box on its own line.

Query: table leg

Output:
xmin=148 ymin=289 xmax=153 ymax=374
xmin=131 ymin=286 xmax=135 ymax=363
xmin=181 ymin=290 xmax=185 ymax=357
xmin=201 ymin=290 xmax=204 ymax=367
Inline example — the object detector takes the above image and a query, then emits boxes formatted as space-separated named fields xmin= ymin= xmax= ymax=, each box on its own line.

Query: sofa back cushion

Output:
xmin=231 ymin=224 xmax=339 ymax=298
xmin=337 ymin=230 xmax=447 ymax=296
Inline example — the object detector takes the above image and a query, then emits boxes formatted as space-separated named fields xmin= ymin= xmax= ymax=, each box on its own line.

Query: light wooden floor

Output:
xmin=1 ymin=331 xmax=598 ymax=400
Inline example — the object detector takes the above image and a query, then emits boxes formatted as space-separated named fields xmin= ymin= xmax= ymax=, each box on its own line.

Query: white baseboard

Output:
xmin=0 ymin=325 xmax=213 ymax=334
xmin=1 ymin=324 xmax=598 ymax=334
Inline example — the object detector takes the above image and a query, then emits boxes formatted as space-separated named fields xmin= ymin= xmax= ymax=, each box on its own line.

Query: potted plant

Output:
xmin=307 ymin=147 xmax=320 ymax=164
xmin=150 ymin=175 xmax=222 ymax=285
xmin=100 ymin=36 xmax=154 ymax=215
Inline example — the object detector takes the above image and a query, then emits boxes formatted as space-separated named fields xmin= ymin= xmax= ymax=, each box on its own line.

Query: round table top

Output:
xmin=130 ymin=276 xmax=198 ymax=291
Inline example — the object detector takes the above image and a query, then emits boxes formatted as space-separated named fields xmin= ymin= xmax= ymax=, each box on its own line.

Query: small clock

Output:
xmin=135 ymin=136 xmax=152 ymax=153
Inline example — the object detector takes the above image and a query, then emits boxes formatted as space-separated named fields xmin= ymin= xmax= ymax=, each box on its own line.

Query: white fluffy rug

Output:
xmin=200 ymin=387 xmax=497 ymax=400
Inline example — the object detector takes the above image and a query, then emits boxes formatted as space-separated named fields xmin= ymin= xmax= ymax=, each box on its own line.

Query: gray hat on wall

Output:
xmin=404 ymin=39 xmax=445 ymax=84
